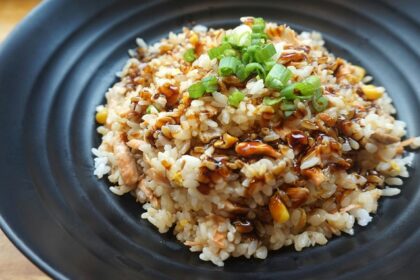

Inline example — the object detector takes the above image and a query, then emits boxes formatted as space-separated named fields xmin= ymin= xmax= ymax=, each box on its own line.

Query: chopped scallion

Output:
xmin=295 ymin=76 xmax=321 ymax=96
xmin=188 ymin=82 xmax=206 ymax=99
xmin=183 ymin=48 xmax=196 ymax=63
xmin=208 ymin=43 xmax=232 ymax=60
xmin=313 ymin=95 xmax=328 ymax=112
xmin=146 ymin=105 xmax=157 ymax=114
xmin=280 ymin=101 xmax=296 ymax=111
xmin=263 ymin=96 xmax=284 ymax=106
xmin=255 ymin=44 xmax=276 ymax=62
xmin=228 ymin=91 xmax=245 ymax=107
xmin=227 ymin=25 xmax=252 ymax=47
xmin=284 ymin=110 xmax=294 ymax=117
xmin=236 ymin=64 xmax=249 ymax=81
xmin=223 ymin=49 xmax=238 ymax=57
xmin=202 ymin=75 xmax=218 ymax=93
xmin=245 ymin=63 xmax=266 ymax=78
xmin=265 ymin=64 xmax=292 ymax=90
xmin=252 ymin=17 xmax=266 ymax=33
xmin=263 ymin=60 xmax=276 ymax=71
xmin=219 ymin=56 xmax=241 ymax=76
xmin=280 ymin=83 xmax=297 ymax=100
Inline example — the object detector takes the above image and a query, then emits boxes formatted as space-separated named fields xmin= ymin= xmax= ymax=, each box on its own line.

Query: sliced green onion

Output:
xmin=236 ymin=64 xmax=249 ymax=81
xmin=265 ymin=64 xmax=292 ymax=90
xmin=263 ymin=96 xmax=283 ymax=106
xmin=280 ymin=83 xmax=297 ymax=100
xmin=208 ymin=43 xmax=232 ymax=60
xmin=295 ymin=76 xmax=321 ymax=96
xmin=218 ymin=56 xmax=241 ymax=76
xmin=223 ymin=49 xmax=238 ymax=57
xmin=228 ymin=91 xmax=245 ymax=107
xmin=227 ymin=25 xmax=252 ymax=47
xmin=251 ymin=32 xmax=268 ymax=40
xmin=280 ymin=101 xmax=296 ymax=111
xmin=241 ymin=51 xmax=252 ymax=64
xmin=183 ymin=48 xmax=196 ymax=63
xmin=267 ymin=79 xmax=283 ymax=90
xmin=284 ymin=110 xmax=294 ymax=117
xmin=202 ymin=76 xmax=218 ymax=93
xmin=263 ymin=60 xmax=276 ymax=71
xmin=255 ymin=44 xmax=276 ymax=62
xmin=188 ymin=82 xmax=206 ymax=99
xmin=146 ymin=105 xmax=157 ymax=114
xmin=313 ymin=87 xmax=323 ymax=99
xmin=245 ymin=62 xmax=266 ymax=78
xmin=313 ymin=95 xmax=328 ymax=112
xmin=252 ymin=17 xmax=266 ymax=33
xmin=296 ymin=95 xmax=313 ymax=100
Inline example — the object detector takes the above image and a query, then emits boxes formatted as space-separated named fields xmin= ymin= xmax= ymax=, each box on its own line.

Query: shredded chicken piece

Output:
xmin=114 ymin=141 xmax=139 ymax=187
xmin=212 ymin=231 xmax=227 ymax=249
xmin=370 ymin=132 xmax=400 ymax=145
xmin=138 ymin=178 xmax=159 ymax=208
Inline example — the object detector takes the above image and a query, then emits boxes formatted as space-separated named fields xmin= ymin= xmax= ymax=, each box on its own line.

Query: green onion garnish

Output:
xmin=227 ymin=25 xmax=252 ymax=47
xmin=236 ymin=64 xmax=249 ymax=81
xmin=263 ymin=60 xmax=276 ymax=71
xmin=208 ymin=43 xmax=232 ymax=60
xmin=265 ymin=64 xmax=292 ymax=90
xmin=280 ymin=83 xmax=297 ymax=100
xmin=284 ymin=110 xmax=294 ymax=117
xmin=295 ymin=76 xmax=321 ymax=96
xmin=252 ymin=17 xmax=266 ymax=33
xmin=146 ymin=105 xmax=157 ymax=114
xmin=202 ymin=75 xmax=218 ymax=93
xmin=255 ymin=44 xmax=276 ymax=62
xmin=312 ymin=95 xmax=328 ymax=112
xmin=280 ymin=101 xmax=296 ymax=111
xmin=241 ymin=51 xmax=252 ymax=64
xmin=245 ymin=62 xmax=266 ymax=78
xmin=219 ymin=56 xmax=241 ymax=76
xmin=188 ymin=82 xmax=206 ymax=99
xmin=228 ymin=91 xmax=245 ymax=107
xmin=223 ymin=49 xmax=238 ymax=57
xmin=263 ymin=96 xmax=283 ymax=106
xmin=183 ymin=48 xmax=196 ymax=63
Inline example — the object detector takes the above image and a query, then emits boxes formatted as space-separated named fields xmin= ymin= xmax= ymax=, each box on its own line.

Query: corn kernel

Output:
xmin=189 ymin=33 xmax=199 ymax=45
xmin=352 ymin=65 xmax=366 ymax=82
xmin=179 ymin=219 xmax=188 ymax=227
xmin=390 ymin=161 xmax=401 ymax=172
xmin=95 ymin=108 xmax=108 ymax=124
xmin=172 ymin=171 xmax=183 ymax=186
xmin=269 ymin=193 xmax=290 ymax=224
xmin=362 ymin=85 xmax=383 ymax=100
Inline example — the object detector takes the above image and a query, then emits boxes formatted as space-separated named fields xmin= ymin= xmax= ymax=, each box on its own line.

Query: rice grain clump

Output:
xmin=93 ymin=17 xmax=418 ymax=266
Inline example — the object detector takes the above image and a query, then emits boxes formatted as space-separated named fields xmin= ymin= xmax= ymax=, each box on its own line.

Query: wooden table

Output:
xmin=1 ymin=1 xmax=50 ymax=279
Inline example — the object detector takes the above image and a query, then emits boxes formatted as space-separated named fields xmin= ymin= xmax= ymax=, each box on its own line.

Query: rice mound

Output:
xmin=92 ymin=18 xmax=420 ymax=266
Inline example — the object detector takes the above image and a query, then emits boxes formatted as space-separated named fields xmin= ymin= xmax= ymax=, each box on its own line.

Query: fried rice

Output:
xmin=92 ymin=17 xmax=420 ymax=266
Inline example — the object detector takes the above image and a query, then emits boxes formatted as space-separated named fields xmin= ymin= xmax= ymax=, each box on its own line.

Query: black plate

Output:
xmin=1 ymin=0 xmax=420 ymax=279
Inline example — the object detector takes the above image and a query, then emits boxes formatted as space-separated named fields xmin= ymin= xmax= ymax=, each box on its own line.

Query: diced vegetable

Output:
xmin=188 ymin=82 xmax=206 ymax=98
xmin=295 ymin=76 xmax=321 ymax=96
xmin=202 ymin=75 xmax=218 ymax=93
xmin=208 ymin=43 xmax=232 ymax=60
xmin=362 ymin=85 xmax=383 ymax=100
xmin=183 ymin=48 xmax=196 ymax=62
xmin=263 ymin=96 xmax=283 ymax=106
xmin=227 ymin=25 xmax=252 ymax=47
xmin=219 ymin=56 xmax=241 ymax=76
xmin=265 ymin=64 xmax=292 ymax=90
xmin=95 ymin=108 xmax=108 ymax=124
xmin=228 ymin=91 xmax=245 ymax=107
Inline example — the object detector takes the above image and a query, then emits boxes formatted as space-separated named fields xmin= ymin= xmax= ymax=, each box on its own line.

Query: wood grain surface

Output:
xmin=1 ymin=1 xmax=50 ymax=279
